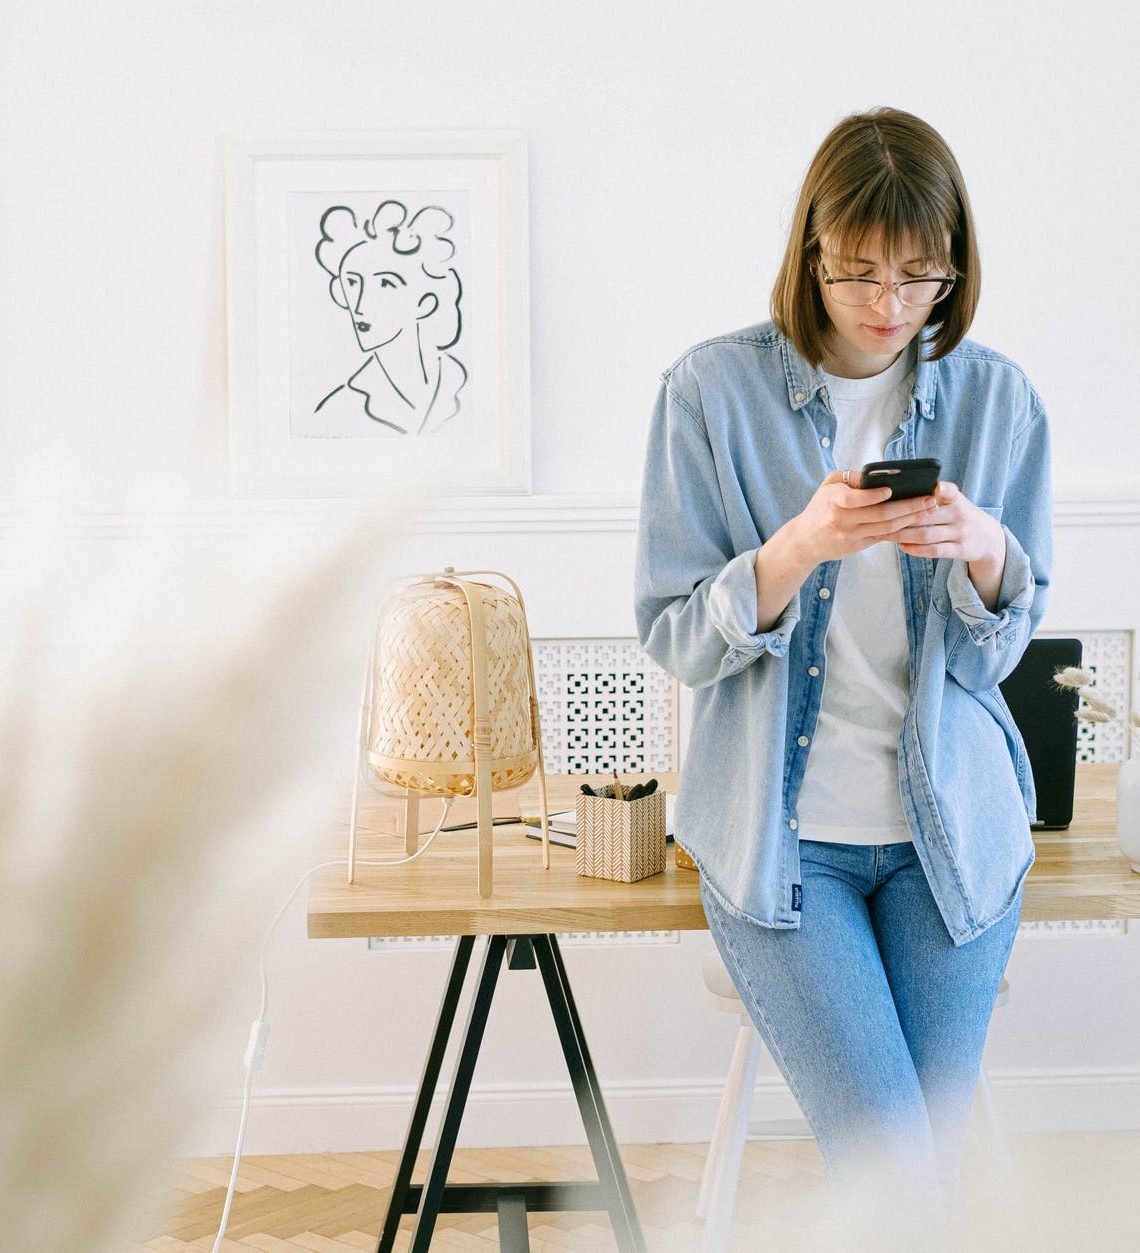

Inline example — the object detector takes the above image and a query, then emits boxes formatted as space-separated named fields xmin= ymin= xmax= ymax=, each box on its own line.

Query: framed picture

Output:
xmin=224 ymin=130 xmax=530 ymax=497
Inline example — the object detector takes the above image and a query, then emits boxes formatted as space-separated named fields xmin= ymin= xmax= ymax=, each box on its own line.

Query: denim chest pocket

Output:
xmin=929 ymin=503 xmax=1004 ymax=616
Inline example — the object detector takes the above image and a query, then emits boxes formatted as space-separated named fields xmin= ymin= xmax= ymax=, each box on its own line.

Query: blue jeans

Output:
xmin=700 ymin=838 xmax=1022 ymax=1243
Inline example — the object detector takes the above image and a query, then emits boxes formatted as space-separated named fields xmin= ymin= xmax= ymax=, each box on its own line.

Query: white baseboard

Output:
xmin=181 ymin=1067 xmax=1140 ymax=1158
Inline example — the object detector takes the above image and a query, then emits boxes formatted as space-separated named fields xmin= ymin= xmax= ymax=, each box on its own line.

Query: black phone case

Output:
xmin=860 ymin=458 xmax=941 ymax=500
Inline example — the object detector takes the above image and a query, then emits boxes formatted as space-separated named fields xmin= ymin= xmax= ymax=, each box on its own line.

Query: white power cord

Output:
xmin=209 ymin=795 xmax=455 ymax=1253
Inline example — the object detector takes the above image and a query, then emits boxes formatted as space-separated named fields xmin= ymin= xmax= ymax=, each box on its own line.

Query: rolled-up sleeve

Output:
xmin=708 ymin=548 xmax=799 ymax=656
xmin=945 ymin=398 xmax=1053 ymax=691
xmin=634 ymin=375 xmax=800 ymax=690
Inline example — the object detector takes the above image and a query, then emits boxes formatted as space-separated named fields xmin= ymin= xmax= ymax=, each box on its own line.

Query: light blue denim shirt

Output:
xmin=634 ymin=320 xmax=1053 ymax=946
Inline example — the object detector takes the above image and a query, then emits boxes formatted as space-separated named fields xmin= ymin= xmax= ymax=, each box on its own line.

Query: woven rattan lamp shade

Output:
xmin=367 ymin=580 xmax=537 ymax=796
xmin=349 ymin=568 xmax=551 ymax=895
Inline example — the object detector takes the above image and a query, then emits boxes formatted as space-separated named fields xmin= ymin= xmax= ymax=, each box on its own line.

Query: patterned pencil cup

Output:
xmin=576 ymin=791 xmax=667 ymax=883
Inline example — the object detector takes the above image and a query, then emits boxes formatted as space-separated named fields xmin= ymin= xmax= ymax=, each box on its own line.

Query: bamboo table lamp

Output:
xmin=348 ymin=567 xmax=551 ymax=896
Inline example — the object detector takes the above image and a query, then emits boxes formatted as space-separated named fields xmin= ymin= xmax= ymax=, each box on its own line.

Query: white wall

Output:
xmin=3 ymin=1 xmax=1138 ymax=501
xmin=3 ymin=1 xmax=1139 ymax=1154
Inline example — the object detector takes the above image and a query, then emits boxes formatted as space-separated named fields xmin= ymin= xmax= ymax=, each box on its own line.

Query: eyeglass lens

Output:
xmin=828 ymin=278 xmax=954 ymax=307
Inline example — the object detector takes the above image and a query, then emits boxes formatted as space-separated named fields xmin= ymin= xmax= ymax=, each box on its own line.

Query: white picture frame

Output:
xmin=224 ymin=130 xmax=530 ymax=497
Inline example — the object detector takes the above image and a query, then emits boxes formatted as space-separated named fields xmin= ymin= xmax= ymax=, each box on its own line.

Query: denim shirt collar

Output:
xmin=779 ymin=325 xmax=939 ymax=419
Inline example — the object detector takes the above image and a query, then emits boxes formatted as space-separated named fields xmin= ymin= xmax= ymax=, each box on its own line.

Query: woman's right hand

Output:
xmin=786 ymin=470 xmax=941 ymax=567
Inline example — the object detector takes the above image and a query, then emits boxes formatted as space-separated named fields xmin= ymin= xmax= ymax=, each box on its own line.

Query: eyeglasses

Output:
xmin=810 ymin=259 xmax=957 ymax=308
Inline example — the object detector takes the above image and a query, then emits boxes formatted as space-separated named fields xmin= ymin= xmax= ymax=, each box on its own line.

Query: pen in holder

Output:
xmin=576 ymin=788 xmax=667 ymax=883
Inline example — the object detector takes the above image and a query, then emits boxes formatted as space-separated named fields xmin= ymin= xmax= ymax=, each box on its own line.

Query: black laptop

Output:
xmin=998 ymin=637 xmax=1083 ymax=830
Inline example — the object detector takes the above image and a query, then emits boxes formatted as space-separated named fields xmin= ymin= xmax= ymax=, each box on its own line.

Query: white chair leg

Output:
xmin=698 ymin=1018 xmax=761 ymax=1253
xmin=973 ymin=1063 xmax=1013 ymax=1178
xmin=698 ymin=1018 xmax=755 ymax=1217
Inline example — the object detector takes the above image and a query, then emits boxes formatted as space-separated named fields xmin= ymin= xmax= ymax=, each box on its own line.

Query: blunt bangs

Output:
xmin=817 ymin=177 xmax=956 ymax=273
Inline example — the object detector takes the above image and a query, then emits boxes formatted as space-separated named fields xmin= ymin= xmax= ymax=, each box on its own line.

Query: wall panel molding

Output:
xmin=1 ymin=490 xmax=1137 ymax=538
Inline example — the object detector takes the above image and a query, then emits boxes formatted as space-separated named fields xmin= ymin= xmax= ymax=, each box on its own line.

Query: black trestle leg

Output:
xmin=376 ymin=934 xmax=476 ymax=1253
xmin=375 ymin=932 xmax=645 ymax=1252
xmin=531 ymin=934 xmax=648 ymax=1253
xmin=408 ymin=934 xmax=508 ymax=1252
xmin=496 ymin=1190 xmax=531 ymax=1250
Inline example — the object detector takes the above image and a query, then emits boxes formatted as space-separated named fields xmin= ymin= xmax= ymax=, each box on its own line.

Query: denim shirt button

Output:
xmin=820 ymin=436 xmax=831 ymax=448
xmin=788 ymin=819 xmax=798 ymax=830
xmin=794 ymin=391 xmax=806 ymax=403
xmin=807 ymin=665 xmax=820 ymax=676
xmin=818 ymin=587 xmax=830 ymax=599
xmin=797 ymin=735 xmax=810 ymax=747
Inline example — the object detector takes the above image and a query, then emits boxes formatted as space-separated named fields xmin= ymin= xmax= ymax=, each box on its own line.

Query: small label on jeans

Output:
xmin=792 ymin=883 xmax=802 ymax=911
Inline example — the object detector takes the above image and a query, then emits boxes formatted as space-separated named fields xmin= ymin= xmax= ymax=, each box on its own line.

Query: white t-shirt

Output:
xmin=796 ymin=343 xmax=917 ymax=845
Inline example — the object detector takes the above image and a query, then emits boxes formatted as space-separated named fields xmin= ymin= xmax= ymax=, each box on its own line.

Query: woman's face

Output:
xmin=338 ymin=238 xmax=427 ymax=353
xmin=814 ymin=230 xmax=953 ymax=378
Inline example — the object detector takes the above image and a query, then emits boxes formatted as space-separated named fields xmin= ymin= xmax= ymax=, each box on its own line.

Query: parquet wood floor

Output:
xmin=129 ymin=1131 xmax=1140 ymax=1251
xmin=128 ymin=1140 xmax=820 ymax=1251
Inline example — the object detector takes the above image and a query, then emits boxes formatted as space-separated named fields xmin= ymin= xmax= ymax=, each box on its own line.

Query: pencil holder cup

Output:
xmin=576 ymin=791 xmax=667 ymax=883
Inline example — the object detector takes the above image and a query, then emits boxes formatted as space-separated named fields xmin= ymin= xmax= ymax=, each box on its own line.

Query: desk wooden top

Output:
xmin=307 ymin=763 xmax=1140 ymax=939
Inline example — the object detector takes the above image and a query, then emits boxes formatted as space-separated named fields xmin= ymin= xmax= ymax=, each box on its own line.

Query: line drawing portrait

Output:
xmin=234 ymin=133 xmax=528 ymax=494
xmin=310 ymin=199 xmax=469 ymax=436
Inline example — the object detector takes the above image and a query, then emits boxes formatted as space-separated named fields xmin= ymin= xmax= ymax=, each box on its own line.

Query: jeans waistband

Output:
xmin=798 ymin=838 xmax=921 ymax=893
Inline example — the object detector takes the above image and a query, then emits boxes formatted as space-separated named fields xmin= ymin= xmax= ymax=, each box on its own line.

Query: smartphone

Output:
xmin=859 ymin=458 xmax=941 ymax=500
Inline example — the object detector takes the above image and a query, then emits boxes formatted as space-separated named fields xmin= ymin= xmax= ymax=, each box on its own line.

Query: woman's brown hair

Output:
xmin=771 ymin=107 xmax=981 ymax=366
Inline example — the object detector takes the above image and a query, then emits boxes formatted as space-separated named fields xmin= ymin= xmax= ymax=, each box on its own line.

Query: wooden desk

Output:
xmin=307 ymin=762 xmax=1138 ymax=1251
xmin=309 ymin=763 xmax=1140 ymax=939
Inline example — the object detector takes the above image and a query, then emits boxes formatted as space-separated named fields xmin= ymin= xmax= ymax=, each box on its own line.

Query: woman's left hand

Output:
xmin=880 ymin=481 xmax=1005 ymax=565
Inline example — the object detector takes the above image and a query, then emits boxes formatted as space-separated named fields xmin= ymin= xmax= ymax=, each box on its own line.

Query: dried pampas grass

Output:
xmin=1052 ymin=665 xmax=1093 ymax=689
xmin=1054 ymin=663 xmax=1131 ymax=730
xmin=0 ymin=497 xmax=410 ymax=1252
xmin=1076 ymin=687 xmax=1117 ymax=719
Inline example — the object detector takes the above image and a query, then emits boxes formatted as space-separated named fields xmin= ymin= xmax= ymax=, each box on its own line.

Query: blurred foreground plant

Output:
xmin=0 ymin=501 xmax=407 ymax=1252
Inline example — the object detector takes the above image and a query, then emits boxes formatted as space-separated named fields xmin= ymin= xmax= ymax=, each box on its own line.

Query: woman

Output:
xmin=314 ymin=199 xmax=468 ymax=435
xmin=634 ymin=108 xmax=1052 ymax=1239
